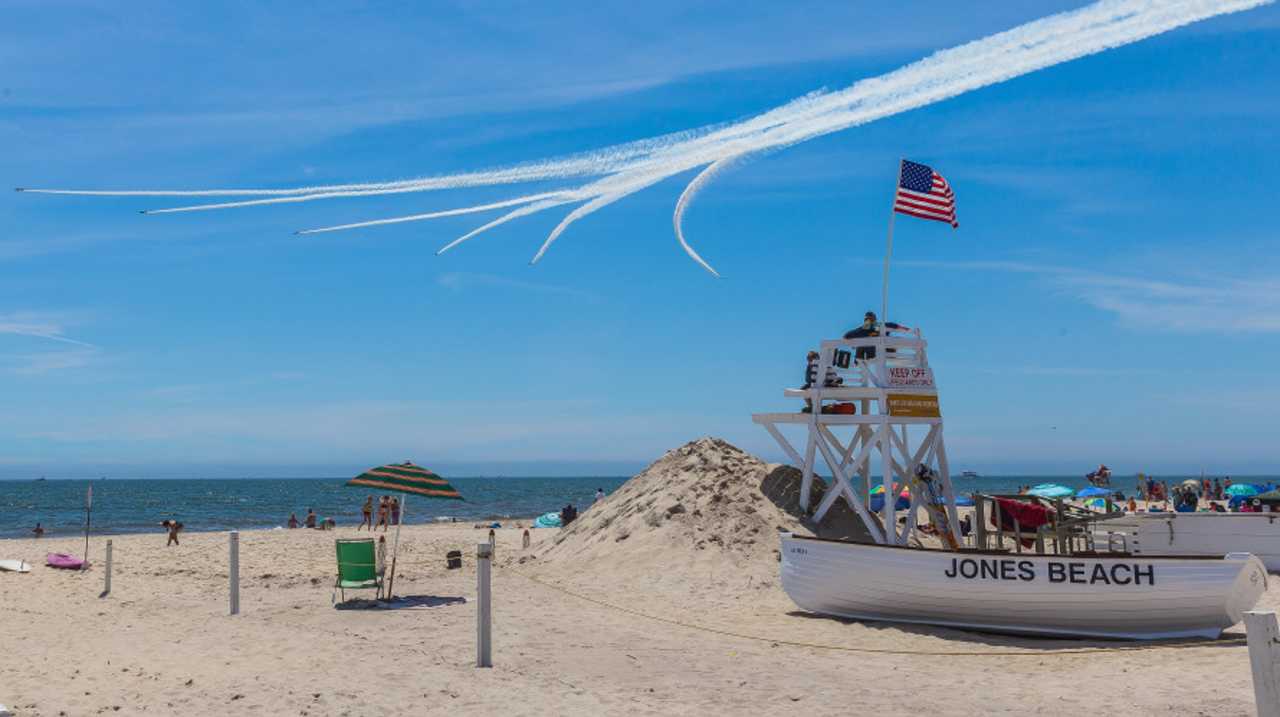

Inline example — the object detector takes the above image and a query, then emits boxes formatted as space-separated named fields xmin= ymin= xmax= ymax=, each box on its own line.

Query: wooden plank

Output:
xmin=812 ymin=430 xmax=885 ymax=544
xmin=799 ymin=431 xmax=817 ymax=512
xmin=761 ymin=421 xmax=805 ymax=467
xmin=1245 ymin=610 xmax=1280 ymax=717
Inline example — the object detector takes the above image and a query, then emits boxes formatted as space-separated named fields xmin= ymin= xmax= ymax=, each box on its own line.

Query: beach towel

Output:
xmin=990 ymin=498 xmax=1053 ymax=547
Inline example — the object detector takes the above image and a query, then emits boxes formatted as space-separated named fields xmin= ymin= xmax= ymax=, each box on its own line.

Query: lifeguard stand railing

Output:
xmin=753 ymin=328 xmax=961 ymax=547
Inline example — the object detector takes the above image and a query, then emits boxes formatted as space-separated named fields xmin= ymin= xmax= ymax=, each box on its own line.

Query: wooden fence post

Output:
xmin=1245 ymin=610 xmax=1280 ymax=717
xmin=477 ymin=543 xmax=492 ymax=668
xmin=229 ymin=531 xmax=240 ymax=616
xmin=101 ymin=539 xmax=112 ymax=597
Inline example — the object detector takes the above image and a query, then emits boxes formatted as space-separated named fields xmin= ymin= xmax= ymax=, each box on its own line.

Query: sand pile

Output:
xmin=526 ymin=437 xmax=873 ymax=593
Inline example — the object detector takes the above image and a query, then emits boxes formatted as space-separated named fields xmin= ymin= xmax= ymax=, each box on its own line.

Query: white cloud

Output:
xmin=0 ymin=311 xmax=95 ymax=348
xmin=903 ymin=259 xmax=1280 ymax=333
xmin=1 ymin=347 xmax=99 ymax=375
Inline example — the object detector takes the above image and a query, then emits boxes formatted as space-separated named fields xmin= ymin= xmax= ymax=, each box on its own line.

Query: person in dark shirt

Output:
xmin=844 ymin=312 xmax=909 ymax=360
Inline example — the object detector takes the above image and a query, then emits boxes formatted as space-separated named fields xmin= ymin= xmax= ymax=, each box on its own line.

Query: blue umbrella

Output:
xmin=1028 ymin=483 xmax=1074 ymax=499
xmin=1076 ymin=486 xmax=1111 ymax=498
xmin=1226 ymin=483 xmax=1261 ymax=498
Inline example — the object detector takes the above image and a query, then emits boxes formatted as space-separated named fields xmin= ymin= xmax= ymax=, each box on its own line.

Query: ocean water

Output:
xmin=3 ymin=473 xmax=1275 ymax=539
xmin=0 ymin=477 xmax=629 ymax=539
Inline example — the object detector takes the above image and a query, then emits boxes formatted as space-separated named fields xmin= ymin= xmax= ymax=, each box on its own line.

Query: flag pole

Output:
xmin=882 ymin=159 xmax=902 ymax=322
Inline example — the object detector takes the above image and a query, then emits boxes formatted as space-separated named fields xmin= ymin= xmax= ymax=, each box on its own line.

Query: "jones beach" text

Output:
xmin=943 ymin=557 xmax=1155 ymax=585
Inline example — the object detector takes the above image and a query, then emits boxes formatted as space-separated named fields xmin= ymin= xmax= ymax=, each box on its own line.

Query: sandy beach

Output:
xmin=1 ymin=440 xmax=1275 ymax=716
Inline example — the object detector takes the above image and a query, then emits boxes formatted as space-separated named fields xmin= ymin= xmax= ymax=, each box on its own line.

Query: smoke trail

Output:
xmin=435 ymin=198 xmax=578 ymax=255
xmin=295 ymin=192 xmax=570 ymax=235
xmin=19 ymin=0 xmax=1271 ymax=272
xmin=672 ymin=157 xmax=742 ymax=278
xmin=17 ymin=126 xmax=716 ymax=206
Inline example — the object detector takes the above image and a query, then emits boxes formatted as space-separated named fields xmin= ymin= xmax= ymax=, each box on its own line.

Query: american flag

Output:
xmin=893 ymin=159 xmax=957 ymax=228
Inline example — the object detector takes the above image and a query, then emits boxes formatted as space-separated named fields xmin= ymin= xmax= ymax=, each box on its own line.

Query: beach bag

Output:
xmin=446 ymin=550 xmax=462 ymax=569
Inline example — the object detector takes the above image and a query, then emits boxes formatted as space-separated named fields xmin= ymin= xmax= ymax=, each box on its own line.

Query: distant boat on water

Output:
xmin=961 ymin=470 xmax=979 ymax=478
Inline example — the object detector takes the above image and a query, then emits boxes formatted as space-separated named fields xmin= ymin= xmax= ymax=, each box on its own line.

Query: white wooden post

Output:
xmin=881 ymin=425 xmax=897 ymax=543
xmin=799 ymin=431 xmax=817 ymax=513
xmin=1245 ymin=610 xmax=1280 ymax=717
xmin=476 ymin=543 xmax=492 ymax=667
xmin=102 ymin=540 xmax=112 ymax=597
xmin=229 ymin=531 xmax=240 ymax=616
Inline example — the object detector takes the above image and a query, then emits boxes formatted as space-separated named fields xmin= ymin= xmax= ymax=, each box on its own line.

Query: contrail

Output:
xmin=672 ymin=158 xmax=738 ymax=277
xmin=294 ymin=191 xmax=571 ymax=235
xmin=18 ymin=0 xmax=1271 ymax=274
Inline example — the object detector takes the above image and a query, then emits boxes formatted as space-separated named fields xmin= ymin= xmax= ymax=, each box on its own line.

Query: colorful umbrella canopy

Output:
xmin=869 ymin=483 xmax=905 ymax=496
xmin=1225 ymin=483 xmax=1261 ymax=498
xmin=347 ymin=462 xmax=464 ymax=500
xmin=1256 ymin=490 xmax=1280 ymax=504
xmin=1028 ymin=483 xmax=1074 ymax=499
xmin=344 ymin=462 xmax=463 ymax=601
xmin=1076 ymin=487 xmax=1110 ymax=498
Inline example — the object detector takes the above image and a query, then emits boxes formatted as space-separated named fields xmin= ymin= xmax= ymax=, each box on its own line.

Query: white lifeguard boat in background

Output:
xmin=1097 ymin=512 xmax=1280 ymax=573
xmin=754 ymin=327 xmax=1267 ymax=640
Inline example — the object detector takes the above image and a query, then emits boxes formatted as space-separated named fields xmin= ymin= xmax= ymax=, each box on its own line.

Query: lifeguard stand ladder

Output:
xmin=752 ymin=329 xmax=962 ymax=547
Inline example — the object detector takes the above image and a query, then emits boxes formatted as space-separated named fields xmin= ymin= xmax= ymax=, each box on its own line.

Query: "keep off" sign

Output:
xmin=887 ymin=366 xmax=934 ymax=388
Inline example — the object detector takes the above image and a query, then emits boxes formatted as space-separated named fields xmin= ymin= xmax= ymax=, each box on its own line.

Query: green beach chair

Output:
xmin=334 ymin=538 xmax=384 ymax=602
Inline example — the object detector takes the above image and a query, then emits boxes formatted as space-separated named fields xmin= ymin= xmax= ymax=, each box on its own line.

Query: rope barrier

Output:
xmin=504 ymin=566 xmax=1249 ymax=657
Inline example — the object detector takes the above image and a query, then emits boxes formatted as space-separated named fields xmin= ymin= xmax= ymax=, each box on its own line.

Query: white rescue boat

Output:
xmin=781 ymin=533 xmax=1266 ymax=640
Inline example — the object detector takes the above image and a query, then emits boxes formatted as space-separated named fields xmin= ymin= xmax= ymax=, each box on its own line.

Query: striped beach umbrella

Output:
xmin=345 ymin=462 xmax=464 ymax=600
xmin=347 ymin=462 xmax=464 ymax=500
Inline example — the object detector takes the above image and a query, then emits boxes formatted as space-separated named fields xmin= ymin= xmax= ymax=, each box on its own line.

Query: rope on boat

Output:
xmin=504 ymin=567 xmax=1249 ymax=657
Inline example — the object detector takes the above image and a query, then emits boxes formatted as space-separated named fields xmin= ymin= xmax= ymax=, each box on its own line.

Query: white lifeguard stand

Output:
xmin=753 ymin=328 xmax=962 ymax=547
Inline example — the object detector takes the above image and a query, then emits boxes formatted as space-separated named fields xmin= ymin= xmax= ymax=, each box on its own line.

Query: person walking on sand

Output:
xmin=358 ymin=495 xmax=374 ymax=531
xmin=595 ymin=488 xmax=605 ymax=503
xmin=390 ymin=497 xmax=400 ymax=526
xmin=305 ymin=508 xmax=317 ymax=529
xmin=376 ymin=496 xmax=390 ymax=532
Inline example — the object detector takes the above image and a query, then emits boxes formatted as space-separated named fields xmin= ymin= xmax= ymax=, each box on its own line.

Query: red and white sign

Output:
xmin=888 ymin=367 xmax=934 ymax=388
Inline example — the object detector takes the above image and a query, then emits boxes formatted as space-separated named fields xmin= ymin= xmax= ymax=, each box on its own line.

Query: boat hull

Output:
xmin=780 ymin=533 xmax=1267 ymax=640
xmin=1097 ymin=513 xmax=1280 ymax=572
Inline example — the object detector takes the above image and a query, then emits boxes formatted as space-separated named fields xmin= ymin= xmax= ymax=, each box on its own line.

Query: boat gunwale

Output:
xmin=784 ymin=532 xmax=1256 ymax=561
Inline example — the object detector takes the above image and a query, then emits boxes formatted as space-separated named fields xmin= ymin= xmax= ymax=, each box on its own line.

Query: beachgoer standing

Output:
xmin=161 ymin=519 xmax=182 ymax=546
xmin=595 ymin=488 xmax=605 ymax=503
xmin=359 ymin=496 xmax=373 ymax=531
xmin=390 ymin=497 xmax=400 ymax=526
xmin=32 ymin=522 xmax=44 ymax=538
xmin=288 ymin=513 xmax=299 ymax=529
xmin=376 ymin=496 xmax=389 ymax=532
xmin=305 ymin=508 xmax=317 ymax=529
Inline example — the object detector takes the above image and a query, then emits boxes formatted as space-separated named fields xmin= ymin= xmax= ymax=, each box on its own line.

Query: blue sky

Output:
xmin=3 ymin=1 xmax=1279 ymax=478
